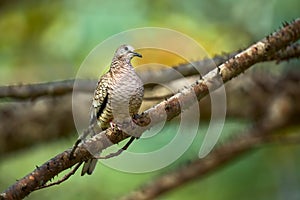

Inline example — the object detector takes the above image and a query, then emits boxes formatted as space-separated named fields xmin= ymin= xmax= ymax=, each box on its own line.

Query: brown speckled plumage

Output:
xmin=81 ymin=44 xmax=144 ymax=176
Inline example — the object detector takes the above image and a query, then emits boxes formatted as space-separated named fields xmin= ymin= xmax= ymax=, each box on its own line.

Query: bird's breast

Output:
xmin=109 ymin=69 xmax=144 ymax=119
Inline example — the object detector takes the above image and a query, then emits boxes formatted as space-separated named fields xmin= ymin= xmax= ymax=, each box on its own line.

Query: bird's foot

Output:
xmin=110 ymin=121 xmax=122 ymax=132
xmin=132 ymin=113 xmax=151 ymax=127
xmin=132 ymin=114 xmax=140 ymax=125
xmin=69 ymin=138 xmax=81 ymax=160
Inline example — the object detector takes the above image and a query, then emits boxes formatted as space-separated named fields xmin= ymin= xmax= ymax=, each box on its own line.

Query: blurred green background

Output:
xmin=0 ymin=0 xmax=300 ymax=199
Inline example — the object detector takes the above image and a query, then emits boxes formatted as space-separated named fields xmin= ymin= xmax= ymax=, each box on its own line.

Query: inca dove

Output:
xmin=81 ymin=44 xmax=144 ymax=176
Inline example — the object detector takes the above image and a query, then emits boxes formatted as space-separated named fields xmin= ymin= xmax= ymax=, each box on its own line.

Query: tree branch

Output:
xmin=0 ymin=43 xmax=299 ymax=101
xmin=0 ymin=79 xmax=94 ymax=100
xmin=1 ymin=19 xmax=300 ymax=199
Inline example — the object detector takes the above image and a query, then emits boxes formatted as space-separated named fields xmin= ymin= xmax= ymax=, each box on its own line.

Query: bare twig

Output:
xmin=34 ymin=162 xmax=83 ymax=190
xmin=1 ymin=19 xmax=300 ymax=200
xmin=96 ymin=136 xmax=136 ymax=159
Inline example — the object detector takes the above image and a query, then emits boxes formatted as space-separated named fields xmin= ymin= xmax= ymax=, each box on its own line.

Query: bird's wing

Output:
xmin=89 ymin=75 xmax=110 ymax=125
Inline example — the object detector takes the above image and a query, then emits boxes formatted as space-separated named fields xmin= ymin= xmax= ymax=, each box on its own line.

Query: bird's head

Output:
xmin=114 ymin=44 xmax=142 ymax=61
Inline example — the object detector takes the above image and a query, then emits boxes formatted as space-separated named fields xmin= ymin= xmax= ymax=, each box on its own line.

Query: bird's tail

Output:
xmin=81 ymin=158 xmax=98 ymax=176
xmin=80 ymin=124 xmax=102 ymax=176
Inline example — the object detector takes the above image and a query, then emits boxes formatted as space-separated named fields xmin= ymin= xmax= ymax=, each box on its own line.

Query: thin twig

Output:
xmin=34 ymin=162 xmax=83 ymax=190
xmin=96 ymin=136 xmax=135 ymax=159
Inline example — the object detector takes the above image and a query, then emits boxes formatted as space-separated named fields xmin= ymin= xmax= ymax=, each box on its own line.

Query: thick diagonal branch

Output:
xmin=1 ymin=19 xmax=300 ymax=200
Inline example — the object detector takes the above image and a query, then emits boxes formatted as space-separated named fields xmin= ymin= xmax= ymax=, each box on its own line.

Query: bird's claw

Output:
xmin=110 ymin=121 xmax=121 ymax=132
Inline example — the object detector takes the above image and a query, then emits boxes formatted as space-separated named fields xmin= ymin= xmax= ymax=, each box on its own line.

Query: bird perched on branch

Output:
xmin=80 ymin=44 xmax=144 ymax=176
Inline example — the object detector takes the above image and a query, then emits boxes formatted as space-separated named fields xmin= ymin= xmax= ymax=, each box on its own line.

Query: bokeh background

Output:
xmin=0 ymin=0 xmax=300 ymax=199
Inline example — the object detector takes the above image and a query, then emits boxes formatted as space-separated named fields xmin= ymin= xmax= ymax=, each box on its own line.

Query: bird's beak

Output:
xmin=131 ymin=51 xmax=142 ymax=58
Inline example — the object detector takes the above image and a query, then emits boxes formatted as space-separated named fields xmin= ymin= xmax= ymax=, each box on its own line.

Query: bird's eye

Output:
xmin=124 ymin=46 xmax=128 ymax=51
